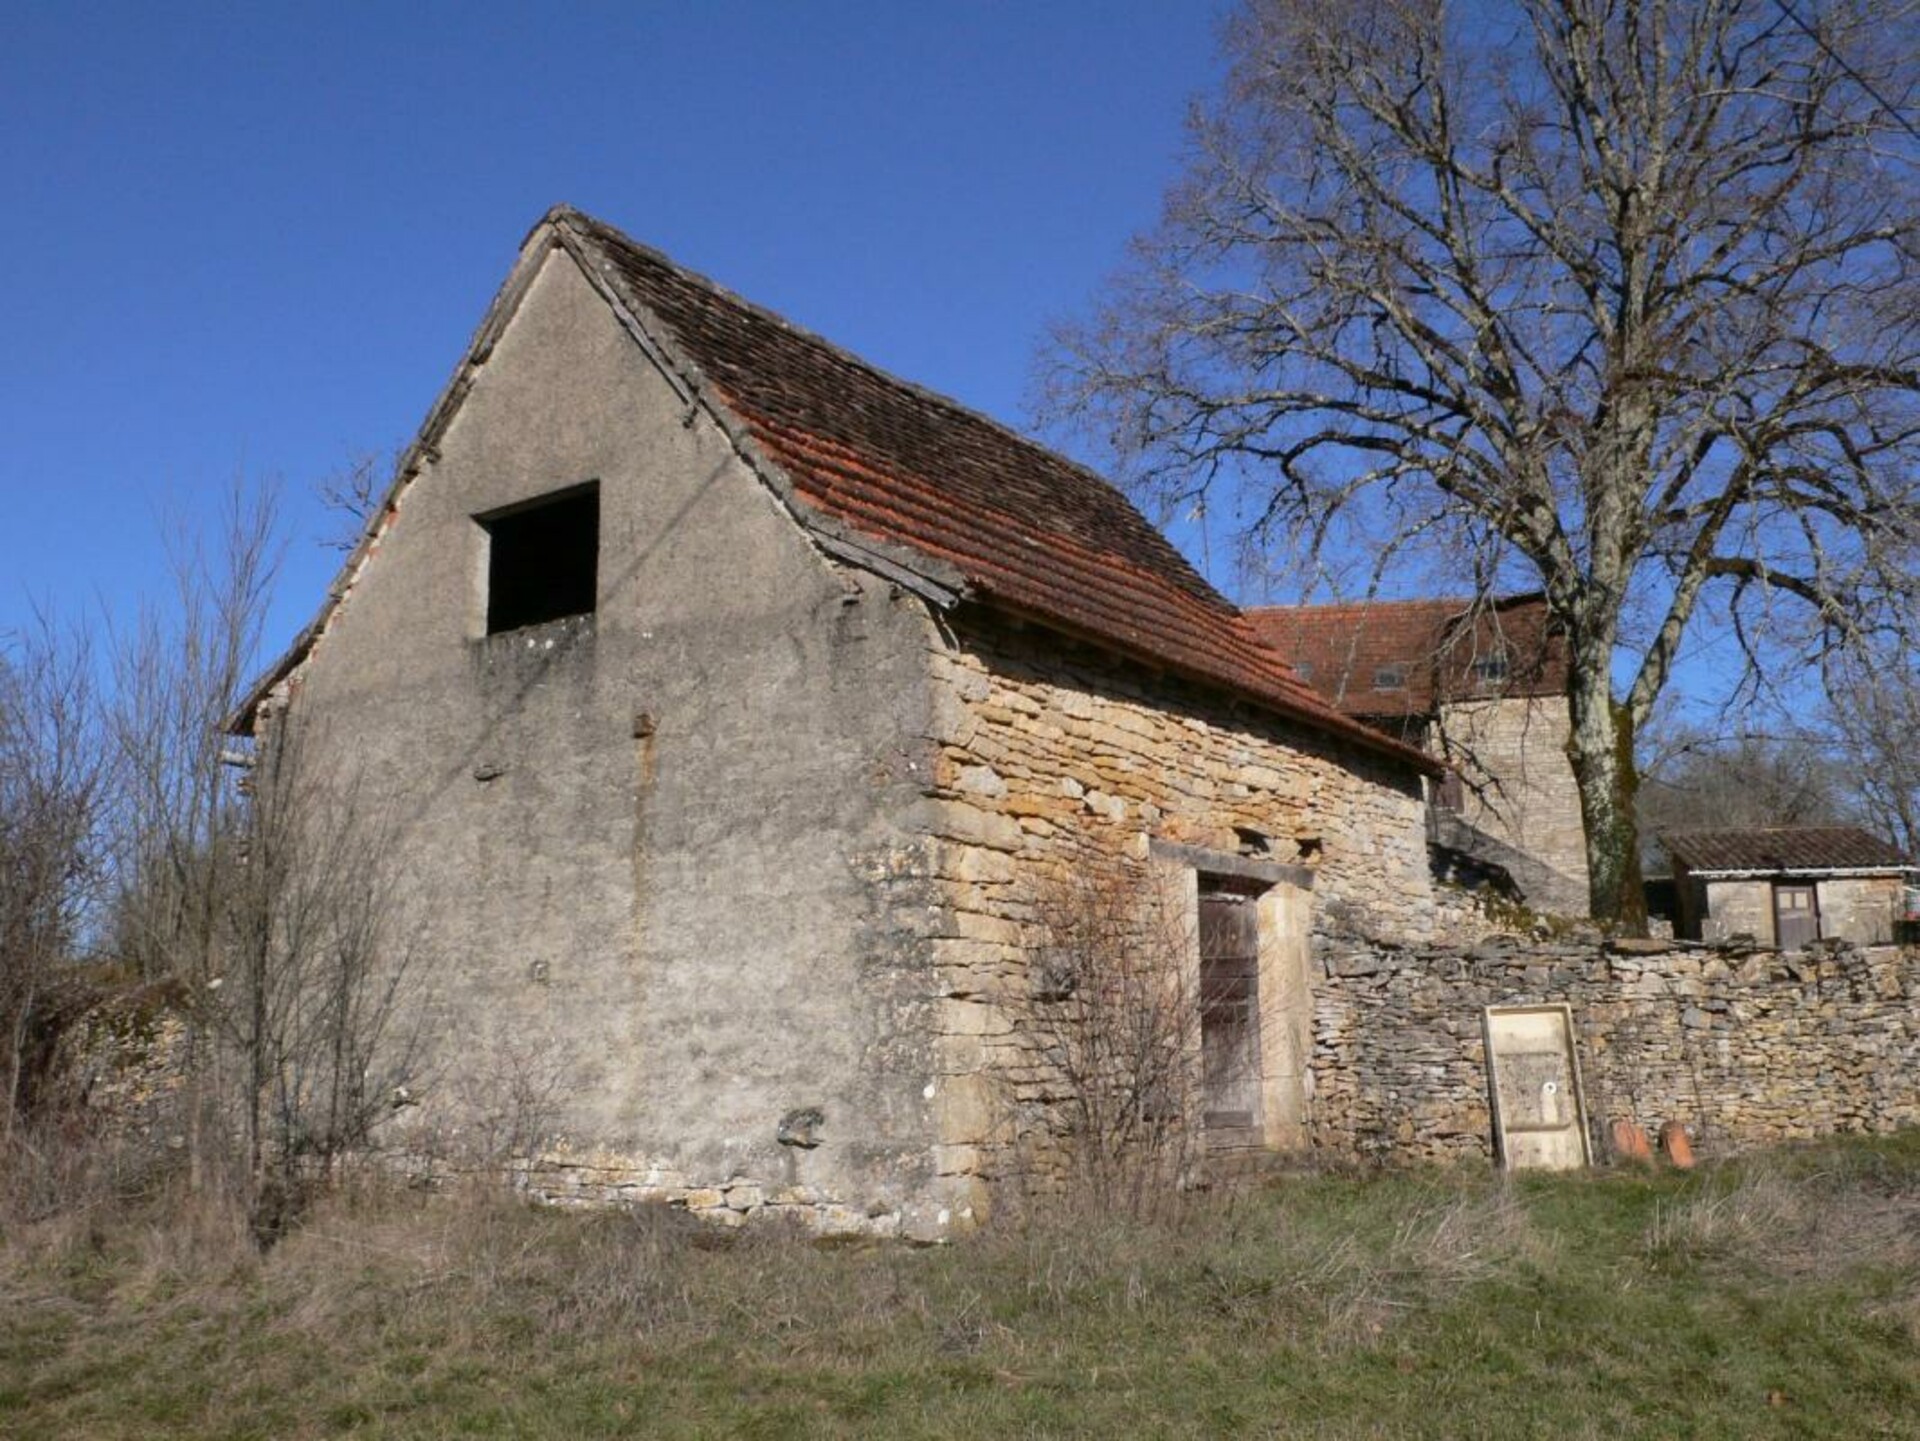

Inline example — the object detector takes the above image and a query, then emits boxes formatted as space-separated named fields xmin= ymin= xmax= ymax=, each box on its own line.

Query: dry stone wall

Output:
xmin=1311 ymin=932 xmax=1920 ymax=1162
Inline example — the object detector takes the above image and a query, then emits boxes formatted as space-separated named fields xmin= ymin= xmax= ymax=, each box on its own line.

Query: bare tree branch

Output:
xmin=1043 ymin=0 xmax=1920 ymax=928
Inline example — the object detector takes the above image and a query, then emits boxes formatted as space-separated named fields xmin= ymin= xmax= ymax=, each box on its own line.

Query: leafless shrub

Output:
xmin=434 ymin=1035 xmax=572 ymax=1177
xmin=0 ymin=614 xmax=107 ymax=1142
xmin=0 ymin=482 xmax=431 ymax=1248
xmin=200 ymin=718 xmax=426 ymax=1243
xmin=1012 ymin=861 xmax=1208 ymax=1216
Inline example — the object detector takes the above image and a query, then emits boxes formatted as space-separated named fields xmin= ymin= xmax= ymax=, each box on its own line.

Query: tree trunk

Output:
xmin=1566 ymin=680 xmax=1649 ymax=934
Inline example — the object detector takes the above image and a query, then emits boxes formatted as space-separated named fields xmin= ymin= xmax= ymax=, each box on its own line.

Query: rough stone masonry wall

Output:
xmin=1312 ymin=932 xmax=1920 ymax=1163
xmin=1436 ymin=695 xmax=1589 ymax=915
xmin=917 ymin=615 xmax=1435 ymax=1200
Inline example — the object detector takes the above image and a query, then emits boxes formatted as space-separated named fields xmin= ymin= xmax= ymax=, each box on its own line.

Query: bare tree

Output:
xmin=0 ymin=486 xmax=426 ymax=1238
xmin=209 ymin=717 xmax=423 ymax=1241
xmin=104 ymin=488 xmax=280 ymax=991
xmin=1637 ymin=720 xmax=1850 ymax=855
xmin=1046 ymin=0 xmax=1920 ymax=929
xmin=96 ymin=486 xmax=426 ymax=1237
xmin=316 ymin=449 xmax=397 ymax=554
xmin=1823 ymin=646 xmax=1920 ymax=857
xmin=0 ymin=617 xmax=104 ymax=1140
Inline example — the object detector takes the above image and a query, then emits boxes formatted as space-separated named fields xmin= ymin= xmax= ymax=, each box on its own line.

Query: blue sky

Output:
xmin=0 ymin=2 xmax=1224 ymax=654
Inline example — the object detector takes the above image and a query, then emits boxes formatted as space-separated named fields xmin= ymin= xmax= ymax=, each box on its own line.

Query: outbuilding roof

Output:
xmin=235 ymin=207 xmax=1435 ymax=774
xmin=1661 ymin=826 xmax=1915 ymax=876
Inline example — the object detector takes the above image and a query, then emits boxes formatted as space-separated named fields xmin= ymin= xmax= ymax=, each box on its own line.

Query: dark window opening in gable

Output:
xmin=1373 ymin=664 xmax=1406 ymax=690
xmin=480 ymin=484 xmax=599 ymax=635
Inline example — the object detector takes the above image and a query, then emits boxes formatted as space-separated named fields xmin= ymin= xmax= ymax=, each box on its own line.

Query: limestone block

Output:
xmin=932 ymin=1142 xmax=983 ymax=1176
xmin=955 ymin=764 xmax=1007 ymax=798
xmin=765 ymin=1184 xmax=824 ymax=1206
xmin=912 ymin=799 xmax=1022 ymax=852
xmin=932 ymin=1072 xmax=997 ymax=1145
xmin=925 ymin=687 xmax=980 ymax=746
xmin=935 ymin=997 xmax=1013 ymax=1038
xmin=935 ymin=1032 xmax=989 ymax=1076
xmin=948 ymin=911 xmax=1023 ymax=946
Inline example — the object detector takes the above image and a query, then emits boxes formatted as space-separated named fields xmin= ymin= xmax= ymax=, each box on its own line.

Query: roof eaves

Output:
xmin=1685 ymin=865 xmax=1920 ymax=879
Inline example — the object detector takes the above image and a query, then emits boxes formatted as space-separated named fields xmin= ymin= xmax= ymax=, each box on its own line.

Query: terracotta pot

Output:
xmin=1658 ymin=1120 xmax=1696 ymax=1169
xmin=1608 ymin=1118 xmax=1653 ymax=1164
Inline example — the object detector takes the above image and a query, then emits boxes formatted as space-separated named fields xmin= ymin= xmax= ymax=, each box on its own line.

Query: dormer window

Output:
xmin=1373 ymin=664 xmax=1406 ymax=690
xmin=478 ymin=483 xmax=599 ymax=635
xmin=1472 ymin=653 xmax=1509 ymax=685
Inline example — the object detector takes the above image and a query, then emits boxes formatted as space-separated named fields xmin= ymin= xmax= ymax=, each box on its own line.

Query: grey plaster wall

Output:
xmin=1815 ymin=877 xmax=1903 ymax=945
xmin=277 ymin=248 xmax=945 ymax=1220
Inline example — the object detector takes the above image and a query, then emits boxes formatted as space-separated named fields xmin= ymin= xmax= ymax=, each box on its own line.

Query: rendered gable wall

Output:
xmin=270 ymin=247 xmax=962 ymax=1236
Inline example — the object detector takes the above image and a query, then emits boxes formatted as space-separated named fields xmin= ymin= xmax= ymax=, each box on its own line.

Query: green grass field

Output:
xmin=4 ymin=1133 xmax=1917 ymax=1439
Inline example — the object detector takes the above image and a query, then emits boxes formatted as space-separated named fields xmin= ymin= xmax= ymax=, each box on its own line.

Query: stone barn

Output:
xmin=1252 ymin=596 xmax=1589 ymax=916
xmin=232 ymin=207 xmax=1440 ymax=1237
xmin=1664 ymin=827 xmax=1918 ymax=948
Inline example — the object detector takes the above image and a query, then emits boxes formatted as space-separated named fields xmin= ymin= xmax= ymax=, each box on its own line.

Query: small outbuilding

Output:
xmin=1662 ymin=826 xmax=1918 ymax=948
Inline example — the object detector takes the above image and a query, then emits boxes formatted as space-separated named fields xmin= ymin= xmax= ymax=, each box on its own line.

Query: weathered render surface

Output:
xmin=264 ymin=249 xmax=958 ymax=1236
xmin=1312 ymin=934 xmax=1920 ymax=1161
xmin=1689 ymin=878 xmax=1776 ymax=945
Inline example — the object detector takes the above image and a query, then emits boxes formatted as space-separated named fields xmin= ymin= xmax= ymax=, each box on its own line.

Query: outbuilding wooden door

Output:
xmin=1774 ymin=884 xmax=1818 ymax=950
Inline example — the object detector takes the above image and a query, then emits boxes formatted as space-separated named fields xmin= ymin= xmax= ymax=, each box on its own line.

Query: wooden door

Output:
xmin=1774 ymin=883 xmax=1818 ymax=950
xmin=1198 ymin=889 xmax=1263 ymax=1139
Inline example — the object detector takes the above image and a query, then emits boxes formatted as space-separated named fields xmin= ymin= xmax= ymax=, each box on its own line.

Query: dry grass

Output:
xmin=1645 ymin=1150 xmax=1920 ymax=1279
xmin=2 ymin=1133 xmax=1917 ymax=1438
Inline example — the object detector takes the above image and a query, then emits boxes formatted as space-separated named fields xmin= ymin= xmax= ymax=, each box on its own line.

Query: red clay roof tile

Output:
xmin=563 ymin=211 xmax=1432 ymax=773
xmin=1248 ymin=596 xmax=1567 ymax=719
